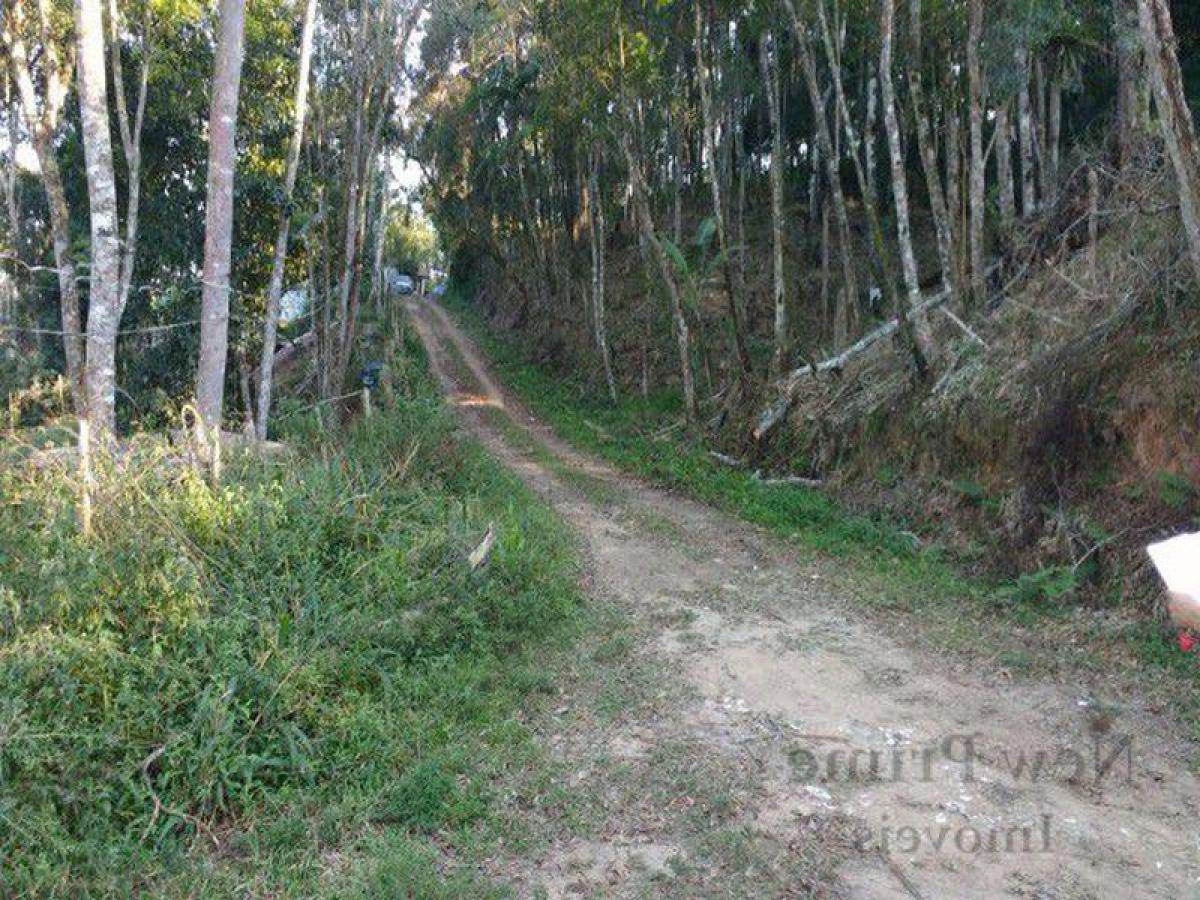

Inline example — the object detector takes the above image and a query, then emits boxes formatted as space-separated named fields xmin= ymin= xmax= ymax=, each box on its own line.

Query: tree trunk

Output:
xmin=813 ymin=0 xmax=896 ymax=310
xmin=335 ymin=4 xmax=370 ymax=379
xmin=255 ymin=0 xmax=316 ymax=441
xmin=995 ymin=103 xmax=1016 ymax=230
xmin=967 ymin=0 xmax=987 ymax=305
xmin=1137 ymin=0 xmax=1200 ymax=286
xmin=879 ymin=0 xmax=930 ymax=375
xmin=1 ymin=75 xmax=21 ymax=270
xmin=1046 ymin=74 xmax=1062 ymax=206
xmin=945 ymin=90 xmax=963 ymax=258
xmin=195 ymin=0 xmax=246 ymax=433
xmin=693 ymin=0 xmax=752 ymax=377
xmin=759 ymin=30 xmax=789 ymax=378
xmin=75 ymin=0 xmax=123 ymax=434
xmin=369 ymin=186 xmax=389 ymax=318
xmin=1 ymin=76 xmax=21 ymax=334
xmin=589 ymin=144 xmax=617 ymax=402
xmin=907 ymin=0 xmax=958 ymax=304
xmin=672 ymin=114 xmax=684 ymax=245
xmin=1116 ymin=0 xmax=1151 ymax=168
xmin=784 ymin=0 xmax=859 ymax=330
xmin=107 ymin=0 xmax=148 ymax=315
xmin=622 ymin=133 xmax=697 ymax=423
xmin=1017 ymin=45 xmax=1037 ymax=218
xmin=7 ymin=4 xmax=86 ymax=411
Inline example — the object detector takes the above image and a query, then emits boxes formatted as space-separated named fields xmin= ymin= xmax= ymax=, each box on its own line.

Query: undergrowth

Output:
xmin=0 ymin=329 xmax=582 ymax=896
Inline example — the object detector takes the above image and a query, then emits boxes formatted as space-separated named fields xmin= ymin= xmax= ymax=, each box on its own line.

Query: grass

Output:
xmin=0 ymin=328 xmax=586 ymax=896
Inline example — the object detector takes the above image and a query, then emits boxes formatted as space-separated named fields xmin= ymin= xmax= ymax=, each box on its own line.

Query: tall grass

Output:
xmin=0 ymin=333 xmax=582 ymax=895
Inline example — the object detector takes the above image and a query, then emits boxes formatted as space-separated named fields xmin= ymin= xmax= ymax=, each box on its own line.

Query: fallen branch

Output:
xmin=753 ymin=289 xmax=949 ymax=440
xmin=938 ymin=306 xmax=988 ymax=348
xmin=755 ymin=474 xmax=823 ymax=488
xmin=709 ymin=451 xmax=744 ymax=468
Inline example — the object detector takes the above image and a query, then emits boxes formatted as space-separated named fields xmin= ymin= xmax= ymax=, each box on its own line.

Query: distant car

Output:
xmin=429 ymin=282 xmax=447 ymax=298
xmin=389 ymin=273 xmax=415 ymax=296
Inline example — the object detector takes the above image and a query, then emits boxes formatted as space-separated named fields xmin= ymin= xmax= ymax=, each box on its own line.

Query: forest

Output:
xmin=2 ymin=0 xmax=1200 ymax=896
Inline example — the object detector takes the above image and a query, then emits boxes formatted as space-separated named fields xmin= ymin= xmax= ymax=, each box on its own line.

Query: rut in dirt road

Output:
xmin=406 ymin=297 xmax=1200 ymax=900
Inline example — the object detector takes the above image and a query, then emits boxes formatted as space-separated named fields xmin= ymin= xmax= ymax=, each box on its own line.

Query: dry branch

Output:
xmin=753 ymin=289 xmax=949 ymax=440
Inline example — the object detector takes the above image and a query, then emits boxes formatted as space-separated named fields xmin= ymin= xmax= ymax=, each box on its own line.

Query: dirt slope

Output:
xmin=405 ymin=297 xmax=1199 ymax=899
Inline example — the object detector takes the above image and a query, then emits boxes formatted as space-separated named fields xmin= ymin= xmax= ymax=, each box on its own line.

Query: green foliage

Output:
xmin=0 ymin=344 xmax=582 ymax=893
xmin=1155 ymin=471 xmax=1198 ymax=511
xmin=384 ymin=206 xmax=439 ymax=275
xmin=1000 ymin=564 xmax=1080 ymax=607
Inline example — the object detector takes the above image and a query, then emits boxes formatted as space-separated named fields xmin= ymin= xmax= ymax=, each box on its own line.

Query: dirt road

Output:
xmin=406 ymin=297 xmax=1199 ymax=899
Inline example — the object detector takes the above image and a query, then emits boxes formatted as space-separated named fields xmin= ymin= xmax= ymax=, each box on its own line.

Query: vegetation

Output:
xmin=2 ymin=0 xmax=1200 ymax=893
xmin=413 ymin=0 xmax=1200 ymax=617
xmin=0 ymin=334 xmax=583 ymax=894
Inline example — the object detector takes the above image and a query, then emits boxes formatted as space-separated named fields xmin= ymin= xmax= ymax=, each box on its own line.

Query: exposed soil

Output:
xmin=406 ymin=297 xmax=1200 ymax=899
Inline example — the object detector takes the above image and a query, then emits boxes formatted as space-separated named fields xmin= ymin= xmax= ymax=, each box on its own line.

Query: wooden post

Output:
xmin=78 ymin=417 xmax=93 ymax=537
xmin=362 ymin=386 xmax=372 ymax=419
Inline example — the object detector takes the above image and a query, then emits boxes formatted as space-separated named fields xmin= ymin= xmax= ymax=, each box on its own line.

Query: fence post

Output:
xmin=78 ymin=418 xmax=93 ymax=537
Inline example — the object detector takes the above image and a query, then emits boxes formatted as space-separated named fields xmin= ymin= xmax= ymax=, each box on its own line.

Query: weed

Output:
xmin=0 ymin=331 xmax=584 ymax=895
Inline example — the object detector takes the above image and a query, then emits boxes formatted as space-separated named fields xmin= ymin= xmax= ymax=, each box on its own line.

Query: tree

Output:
xmin=588 ymin=142 xmax=616 ymax=402
xmin=1137 ymin=0 xmax=1200 ymax=287
xmin=967 ymin=0 xmax=986 ymax=305
xmin=74 ymin=0 xmax=122 ymax=433
xmin=879 ymin=0 xmax=930 ymax=376
xmin=255 ymin=0 xmax=317 ymax=441
xmin=195 ymin=0 xmax=246 ymax=435
xmin=106 ymin=0 xmax=150 ymax=315
xmin=692 ymin=0 xmax=751 ymax=379
xmin=758 ymin=26 xmax=788 ymax=379
xmin=4 ymin=0 xmax=85 ymax=410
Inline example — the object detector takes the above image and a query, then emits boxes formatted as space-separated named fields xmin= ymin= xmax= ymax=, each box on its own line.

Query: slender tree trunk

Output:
xmin=693 ymin=0 xmax=752 ymax=377
xmin=1017 ymin=45 xmax=1037 ymax=218
xmin=759 ymin=30 xmax=789 ymax=378
xmin=1046 ymin=74 xmax=1062 ymax=206
xmin=336 ymin=5 xmax=369 ymax=377
xmin=1 ymin=77 xmax=21 ymax=335
xmin=622 ymin=133 xmax=697 ymax=423
xmin=864 ymin=65 xmax=879 ymax=196
xmin=370 ymin=186 xmax=388 ymax=318
xmin=1116 ymin=0 xmax=1150 ymax=168
xmin=7 ymin=6 xmax=85 ymax=410
xmin=907 ymin=0 xmax=957 ymax=305
xmin=785 ymin=0 xmax=859 ymax=328
xmin=813 ymin=0 xmax=896 ymax=308
xmin=196 ymin=0 xmax=246 ymax=433
xmin=589 ymin=144 xmax=617 ymax=402
xmin=879 ymin=0 xmax=930 ymax=375
xmin=2 ymin=76 xmax=21 ymax=271
xmin=107 ymin=0 xmax=148 ymax=315
xmin=75 ymin=0 xmax=123 ymax=434
xmin=945 ymin=90 xmax=963 ymax=257
xmin=672 ymin=107 xmax=684 ymax=244
xmin=996 ymin=103 xmax=1016 ymax=230
xmin=967 ymin=0 xmax=987 ymax=305
xmin=1137 ymin=0 xmax=1200 ymax=286
xmin=255 ymin=0 xmax=316 ymax=441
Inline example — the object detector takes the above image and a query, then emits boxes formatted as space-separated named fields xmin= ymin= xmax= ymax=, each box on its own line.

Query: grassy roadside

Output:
xmin=0 ymin=330 xmax=586 ymax=896
xmin=438 ymin=288 xmax=1200 ymax=736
